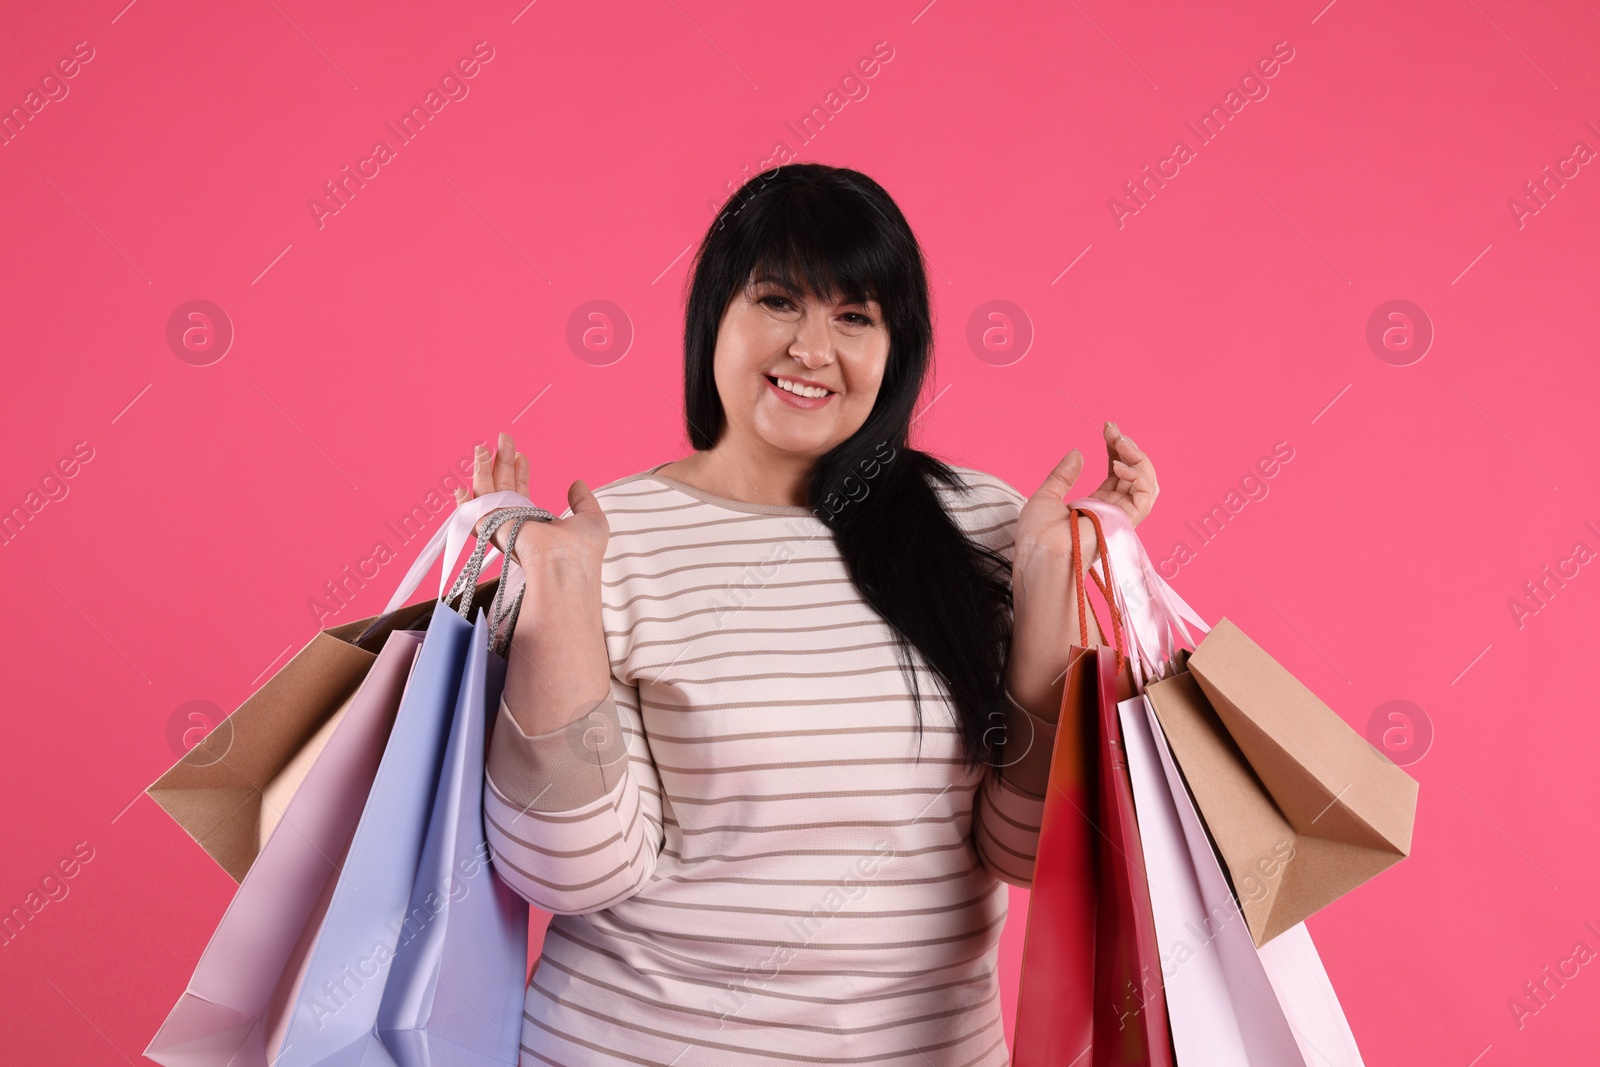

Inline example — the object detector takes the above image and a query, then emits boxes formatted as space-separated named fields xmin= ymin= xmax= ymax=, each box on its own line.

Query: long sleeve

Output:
xmin=482 ymin=671 xmax=665 ymax=914
xmin=940 ymin=469 xmax=1063 ymax=889
xmin=972 ymin=689 xmax=1059 ymax=888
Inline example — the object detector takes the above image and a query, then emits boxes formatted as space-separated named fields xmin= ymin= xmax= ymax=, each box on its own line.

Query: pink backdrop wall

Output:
xmin=3 ymin=0 xmax=1598 ymax=1062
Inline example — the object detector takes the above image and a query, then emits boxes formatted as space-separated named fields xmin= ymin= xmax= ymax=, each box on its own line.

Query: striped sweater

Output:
xmin=482 ymin=461 xmax=1058 ymax=1066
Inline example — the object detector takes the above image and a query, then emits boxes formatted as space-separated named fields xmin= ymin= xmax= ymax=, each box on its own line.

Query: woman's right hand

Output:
xmin=454 ymin=430 xmax=609 ymax=575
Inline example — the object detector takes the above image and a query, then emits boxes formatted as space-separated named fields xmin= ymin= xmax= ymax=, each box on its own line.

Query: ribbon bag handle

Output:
xmin=1066 ymin=497 xmax=1211 ymax=691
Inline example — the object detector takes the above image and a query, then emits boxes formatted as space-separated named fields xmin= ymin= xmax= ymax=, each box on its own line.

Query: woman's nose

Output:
xmin=788 ymin=317 xmax=834 ymax=368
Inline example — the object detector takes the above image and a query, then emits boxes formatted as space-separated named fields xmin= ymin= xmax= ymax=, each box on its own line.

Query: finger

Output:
xmin=568 ymin=478 xmax=610 ymax=534
xmin=1034 ymin=450 xmax=1085 ymax=503
xmin=493 ymin=431 xmax=516 ymax=491
xmin=515 ymin=452 xmax=530 ymax=497
xmin=454 ymin=485 xmax=468 ymax=505
xmin=472 ymin=443 xmax=494 ymax=496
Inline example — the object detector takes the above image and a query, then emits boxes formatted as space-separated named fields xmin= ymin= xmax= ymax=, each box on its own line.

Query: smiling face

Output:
xmin=711 ymin=272 xmax=891 ymax=462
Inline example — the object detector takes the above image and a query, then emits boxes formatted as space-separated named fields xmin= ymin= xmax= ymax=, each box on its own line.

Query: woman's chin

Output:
xmin=753 ymin=426 xmax=836 ymax=458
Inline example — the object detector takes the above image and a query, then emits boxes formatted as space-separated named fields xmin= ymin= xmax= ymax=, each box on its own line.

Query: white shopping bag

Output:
xmin=1119 ymin=692 xmax=1364 ymax=1065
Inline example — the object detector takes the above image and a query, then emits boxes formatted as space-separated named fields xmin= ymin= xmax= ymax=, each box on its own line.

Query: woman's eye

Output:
xmin=760 ymin=295 xmax=793 ymax=310
xmin=842 ymin=313 xmax=874 ymax=326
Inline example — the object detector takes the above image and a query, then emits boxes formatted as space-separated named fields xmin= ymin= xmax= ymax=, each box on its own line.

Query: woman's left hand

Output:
xmin=1016 ymin=420 xmax=1159 ymax=564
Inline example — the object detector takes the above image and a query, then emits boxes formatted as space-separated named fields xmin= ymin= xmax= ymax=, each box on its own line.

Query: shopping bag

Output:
xmin=142 ymin=630 xmax=423 ymax=1067
xmin=1011 ymin=644 xmax=1097 ymax=1065
xmin=1118 ymin=689 xmax=1324 ymax=1064
xmin=1014 ymin=507 xmax=1173 ymax=1067
xmin=1163 ymin=621 xmax=1418 ymax=946
xmin=376 ymin=606 xmax=528 ymax=1064
xmin=1071 ymin=496 xmax=1377 ymax=1064
xmin=143 ymin=509 xmax=512 ymax=882
xmin=274 ymin=494 xmax=545 ymax=1067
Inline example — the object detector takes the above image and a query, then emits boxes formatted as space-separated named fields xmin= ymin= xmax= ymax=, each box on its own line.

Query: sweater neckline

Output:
xmin=644 ymin=462 xmax=821 ymax=518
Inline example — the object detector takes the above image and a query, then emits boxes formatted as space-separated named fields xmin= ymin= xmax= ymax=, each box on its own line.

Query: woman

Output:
xmin=455 ymin=163 xmax=1157 ymax=1065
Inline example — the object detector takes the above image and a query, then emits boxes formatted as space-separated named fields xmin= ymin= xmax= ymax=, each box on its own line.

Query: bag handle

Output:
xmin=1066 ymin=497 xmax=1210 ymax=690
xmin=445 ymin=506 xmax=551 ymax=654
xmin=355 ymin=490 xmax=555 ymax=646
xmin=1068 ymin=504 xmax=1127 ymax=677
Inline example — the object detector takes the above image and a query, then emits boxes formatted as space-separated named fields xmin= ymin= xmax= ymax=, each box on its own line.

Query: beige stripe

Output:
xmin=606 ymin=576 xmax=857 ymax=612
xmin=619 ymin=613 xmax=883 ymax=647
xmin=488 ymin=829 xmax=651 ymax=903
xmin=604 ymin=598 xmax=870 ymax=639
xmin=485 ymin=801 xmax=650 ymax=897
xmin=972 ymin=816 xmax=1037 ymax=866
xmin=651 ymin=754 xmax=970 ymax=776
xmin=644 ymin=662 xmax=937 ymax=691
xmin=524 ymin=977 xmax=1003 ymax=1061
xmin=534 ymin=945 xmax=996 ymax=1030
xmin=605 ymin=533 xmax=833 ymax=564
xmin=993 ymin=770 xmax=1049 ymax=812
xmin=645 ymin=860 xmax=982 ymax=890
xmin=528 ymin=957 xmax=1001 ymax=1042
xmin=614 ymin=885 xmax=1001 ymax=921
xmin=602 ymin=552 xmax=842 ymax=587
xmin=663 ymin=808 xmax=969 ymax=836
xmin=636 ymin=639 xmax=904 ymax=675
xmin=647 ymin=722 xmax=959 ymax=746
xmin=639 ymin=689 xmax=926 ymax=713
xmin=538 ymin=937 xmax=997 ymax=1007
xmin=549 ymin=912 xmax=1003 ymax=984
xmin=599 ymin=903 xmax=1004 ymax=952
xmin=977 ymin=778 xmax=1044 ymax=835
xmin=484 ymin=783 xmax=642 ymax=858
xmin=596 ymin=482 xmax=677 ymax=500
xmin=974 ymin=830 xmax=1034 ymax=886
xmin=661 ymin=838 xmax=970 ymax=866
xmin=605 ymin=509 xmax=808 ymax=539
xmin=483 ymin=778 xmax=640 ymax=824
xmin=667 ymin=785 xmax=964 ymax=806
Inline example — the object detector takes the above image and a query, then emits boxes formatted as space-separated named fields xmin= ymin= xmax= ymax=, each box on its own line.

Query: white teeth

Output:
xmin=774 ymin=376 xmax=830 ymax=399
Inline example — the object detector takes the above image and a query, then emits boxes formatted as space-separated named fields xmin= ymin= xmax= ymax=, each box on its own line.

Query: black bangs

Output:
xmin=741 ymin=189 xmax=886 ymax=308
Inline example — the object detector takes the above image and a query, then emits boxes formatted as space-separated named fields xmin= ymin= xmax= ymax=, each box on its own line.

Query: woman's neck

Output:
xmin=659 ymin=443 xmax=813 ymax=507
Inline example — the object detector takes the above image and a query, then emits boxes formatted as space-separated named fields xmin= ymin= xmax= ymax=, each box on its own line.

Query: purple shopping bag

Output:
xmin=142 ymin=630 xmax=423 ymax=1067
xmin=377 ymin=606 xmax=527 ymax=1066
xmin=273 ymin=499 xmax=544 ymax=1067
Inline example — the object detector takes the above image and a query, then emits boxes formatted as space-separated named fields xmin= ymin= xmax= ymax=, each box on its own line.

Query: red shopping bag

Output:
xmin=1014 ymin=506 xmax=1174 ymax=1066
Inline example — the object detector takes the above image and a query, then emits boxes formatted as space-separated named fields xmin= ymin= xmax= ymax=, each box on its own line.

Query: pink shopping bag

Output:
xmin=143 ymin=630 xmax=422 ymax=1067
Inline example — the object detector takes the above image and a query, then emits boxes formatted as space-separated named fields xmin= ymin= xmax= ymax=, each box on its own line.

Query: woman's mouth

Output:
xmin=765 ymin=374 xmax=835 ymax=410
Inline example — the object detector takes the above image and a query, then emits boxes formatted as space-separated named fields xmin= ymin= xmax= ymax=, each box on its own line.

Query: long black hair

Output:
xmin=681 ymin=163 xmax=1014 ymax=775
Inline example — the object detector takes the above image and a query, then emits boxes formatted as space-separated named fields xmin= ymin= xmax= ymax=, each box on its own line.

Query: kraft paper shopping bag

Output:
xmin=1163 ymin=620 xmax=1418 ymax=946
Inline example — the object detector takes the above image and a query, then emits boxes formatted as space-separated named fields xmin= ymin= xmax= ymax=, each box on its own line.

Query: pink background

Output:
xmin=2 ymin=0 xmax=1598 ymax=1062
